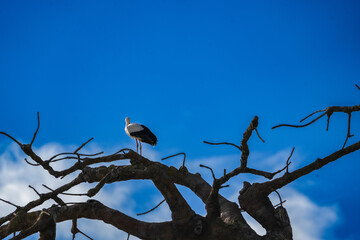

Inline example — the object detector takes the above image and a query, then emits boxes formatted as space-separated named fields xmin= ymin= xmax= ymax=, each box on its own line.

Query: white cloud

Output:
xmin=281 ymin=188 xmax=337 ymax=240
xmin=0 ymin=144 xmax=338 ymax=240
xmin=0 ymin=143 xmax=136 ymax=240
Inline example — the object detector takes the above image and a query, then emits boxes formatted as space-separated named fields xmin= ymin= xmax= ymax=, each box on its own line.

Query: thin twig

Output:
xmin=161 ymin=152 xmax=186 ymax=168
xmin=137 ymin=199 xmax=166 ymax=216
xmin=274 ymin=190 xmax=283 ymax=207
xmin=203 ymin=141 xmax=241 ymax=151
xmin=30 ymin=112 xmax=40 ymax=146
xmin=63 ymin=202 xmax=87 ymax=205
xmin=52 ymin=195 xmax=66 ymax=206
xmin=74 ymin=138 xmax=94 ymax=153
xmin=200 ymin=164 xmax=216 ymax=180
xmin=42 ymin=184 xmax=88 ymax=196
xmin=87 ymin=171 xmax=114 ymax=197
xmin=116 ymin=148 xmax=132 ymax=154
xmin=0 ymin=198 xmax=20 ymax=208
xmin=300 ymin=109 xmax=326 ymax=123
xmin=272 ymin=112 xmax=327 ymax=129
xmin=24 ymin=158 xmax=40 ymax=166
xmin=356 ymin=84 xmax=360 ymax=90
xmin=42 ymin=185 xmax=55 ymax=192
xmin=28 ymin=185 xmax=41 ymax=197
xmin=286 ymin=147 xmax=295 ymax=174
xmin=254 ymin=128 xmax=265 ymax=143
xmin=272 ymin=163 xmax=291 ymax=177
xmin=48 ymin=151 xmax=104 ymax=162
xmin=326 ymin=113 xmax=331 ymax=131
xmin=273 ymin=200 xmax=286 ymax=208
xmin=78 ymin=229 xmax=94 ymax=240
xmin=108 ymin=148 xmax=132 ymax=156
xmin=219 ymin=184 xmax=230 ymax=189
xmin=342 ymin=113 xmax=353 ymax=149
xmin=71 ymin=218 xmax=93 ymax=239
xmin=62 ymin=191 xmax=88 ymax=196
xmin=127 ymin=233 xmax=130 ymax=240
xmin=257 ymin=147 xmax=294 ymax=178
xmin=0 ymin=132 xmax=22 ymax=147
xmin=71 ymin=219 xmax=77 ymax=240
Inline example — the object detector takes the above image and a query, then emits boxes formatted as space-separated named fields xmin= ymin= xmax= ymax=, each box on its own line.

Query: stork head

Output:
xmin=125 ymin=117 xmax=131 ymax=125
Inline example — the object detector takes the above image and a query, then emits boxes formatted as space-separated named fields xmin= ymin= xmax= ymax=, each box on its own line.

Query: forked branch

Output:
xmin=260 ymin=140 xmax=360 ymax=195
xmin=272 ymin=104 xmax=360 ymax=148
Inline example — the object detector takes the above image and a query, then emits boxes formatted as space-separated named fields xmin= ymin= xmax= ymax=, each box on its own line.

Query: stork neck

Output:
xmin=125 ymin=117 xmax=131 ymax=125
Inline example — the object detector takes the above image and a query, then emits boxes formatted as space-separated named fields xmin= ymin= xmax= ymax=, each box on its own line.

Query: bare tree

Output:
xmin=0 ymin=88 xmax=359 ymax=240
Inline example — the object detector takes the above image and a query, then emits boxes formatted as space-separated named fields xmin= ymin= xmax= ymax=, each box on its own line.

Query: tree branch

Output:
xmin=342 ymin=113 xmax=353 ymax=148
xmin=0 ymin=173 xmax=85 ymax=226
xmin=261 ymin=140 xmax=360 ymax=194
xmin=74 ymin=137 xmax=94 ymax=153
xmin=8 ymin=209 xmax=56 ymax=240
xmin=272 ymin=111 xmax=327 ymax=129
xmin=203 ymin=141 xmax=242 ymax=151
xmin=161 ymin=152 xmax=187 ymax=169
xmin=137 ymin=199 xmax=166 ymax=216
xmin=1 ymin=201 xmax=174 ymax=240
xmin=29 ymin=112 xmax=40 ymax=147
xmin=272 ymin=104 xmax=360 ymax=130
xmin=78 ymin=158 xmax=255 ymax=233
xmin=0 ymin=132 xmax=22 ymax=147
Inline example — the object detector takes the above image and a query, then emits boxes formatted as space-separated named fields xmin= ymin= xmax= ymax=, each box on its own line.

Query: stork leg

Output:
xmin=140 ymin=141 xmax=142 ymax=156
xmin=136 ymin=139 xmax=139 ymax=153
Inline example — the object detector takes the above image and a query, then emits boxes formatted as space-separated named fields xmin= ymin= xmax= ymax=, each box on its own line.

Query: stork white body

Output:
xmin=125 ymin=117 xmax=157 ymax=155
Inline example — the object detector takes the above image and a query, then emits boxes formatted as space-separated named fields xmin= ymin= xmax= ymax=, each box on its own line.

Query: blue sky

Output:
xmin=0 ymin=1 xmax=359 ymax=239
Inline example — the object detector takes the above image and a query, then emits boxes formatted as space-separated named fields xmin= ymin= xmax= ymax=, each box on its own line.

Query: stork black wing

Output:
xmin=130 ymin=125 xmax=157 ymax=146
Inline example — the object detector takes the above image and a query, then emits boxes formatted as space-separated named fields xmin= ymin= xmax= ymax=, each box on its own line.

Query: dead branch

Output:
xmin=254 ymin=128 xmax=265 ymax=143
xmin=71 ymin=219 xmax=94 ymax=240
xmin=42 ymin=184 xmax=87 ymax=197
xmin=74 ymin=137 xmax=94 ymax=153
xmin=8 ymin=209 xmax=56 ymax=240
xmin=300 ymin=109 xmax=326 ymax=123
xmin=161 ymin=152 xmax=187 ymax=168
xmin=0 ymin=173 xmax=84 ymax=226
xmin=272 ymin=104 xmax=360 ymax=148
xmin=274 ymin=190 xmax=283 ymax=207
xmin=285 ymin=147 xmax=295 ymax=174
xmin=24 ymin=158 xmax=40 ymax=166
xmin=272 ymin=105 xmax=360 ymax=130
xmin=342 ymin=113 xmax=354 ymax=148
xmin=28 ymin=185 xmax=42 ymax=197
xmin=48 ymin=151 xmax=104 ymax=163
xmin=203 ymin=141 xmax=242 ymax=151
xmin=239 ymin=116 xmax=259 ymax=167
xmin=29 ymin=112 xmax=40 ymax=147
xmin=87 ymin=170 xmax=114 ymax=197
xmin=260 ymin=140 xmax=360 ymax=195
xmin=137 ymin=199 xmax=166 ymax=216
xmin=0 ymin=132 xmax=22 ymax=147
xmin=199 ymin=164 xmax=216 ymax=180
xmin=0 ymin=198 xmax=20 ymax=209
xmin=272 ymin=111 xmax=327 ymax=129
xmin=1 ymin=201 xmax=175 ymax=240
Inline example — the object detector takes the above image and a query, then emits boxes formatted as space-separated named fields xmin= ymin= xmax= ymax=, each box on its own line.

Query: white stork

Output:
xmin=125 ymin=117 xmax=157 ymax=155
